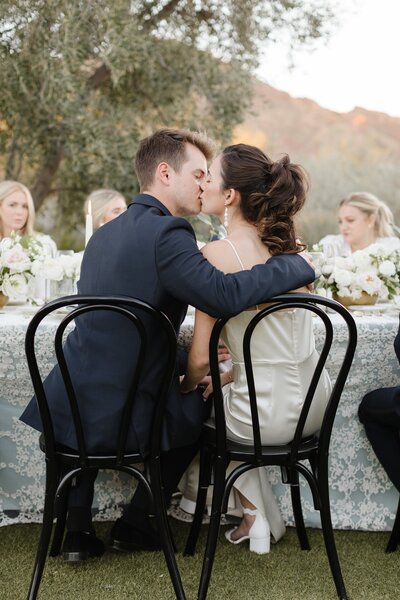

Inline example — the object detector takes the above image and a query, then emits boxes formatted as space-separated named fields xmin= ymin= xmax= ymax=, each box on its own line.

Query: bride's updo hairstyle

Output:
xmin=220 ymin=144 xmax=308 ymax=255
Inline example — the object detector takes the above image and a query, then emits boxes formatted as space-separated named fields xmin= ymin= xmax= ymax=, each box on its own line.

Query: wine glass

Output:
xmin=322 ymin=243 xmax=340 ymax=261
xmin=308 ymin=251 xmax=325 ymax=270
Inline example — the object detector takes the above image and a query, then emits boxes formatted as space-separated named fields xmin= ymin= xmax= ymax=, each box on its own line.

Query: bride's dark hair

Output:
xmin=220 ymin=144 xmax=308 ymax=255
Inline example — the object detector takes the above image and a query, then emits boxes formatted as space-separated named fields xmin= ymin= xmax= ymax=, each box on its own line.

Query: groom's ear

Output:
xmin=157 ymin=162 xmax=170 ymax=185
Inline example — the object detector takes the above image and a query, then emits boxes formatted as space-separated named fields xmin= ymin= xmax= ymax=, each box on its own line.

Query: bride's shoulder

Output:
xmin=201 ymin=239 xmax=232 ymax=271
xmin=201 ymin=238 xmax=227 ymax=259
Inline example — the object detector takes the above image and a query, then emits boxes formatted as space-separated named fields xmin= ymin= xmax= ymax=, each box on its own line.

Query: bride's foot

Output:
xmin=225 ymin=508 xmax=270 ymax=554
xmin=228 ymin=510 xmax=256 ymax=542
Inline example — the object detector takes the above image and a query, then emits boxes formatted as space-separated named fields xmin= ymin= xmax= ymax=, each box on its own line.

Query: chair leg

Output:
xmin=150 ymin=458 xmax=187 ymax=600
xmin=386 ymin=497 xmax=400 ymax=553
xmin=49 ymin=486 xmax=69 ymax=557
xmin=197 ymin=456 xmax=226 ymax=600
xmin=184 ymin=448 xmax=213 ymax=556
xmin=27 ymin=471 xmax=57 ymax=600
xmin=318 ymin=464 xmax=348 ymax=600
xmin=290 ymin=477 xmax=310 ymax=551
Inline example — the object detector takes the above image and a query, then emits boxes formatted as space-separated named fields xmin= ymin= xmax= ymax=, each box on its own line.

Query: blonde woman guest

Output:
xmin=0 ymin=180 xmax=57 ymax=254
xmin=84 ymin=189 xmax=127 ymax=230
xmin=319 ymin=192 xmax=400 ymax=256
xmin=0 ymin=180 xmax=57 ymax=300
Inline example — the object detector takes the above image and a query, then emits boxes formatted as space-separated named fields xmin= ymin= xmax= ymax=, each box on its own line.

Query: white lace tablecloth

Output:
xmin=0 ymin=305 xmax=137 ymax=526
xmin=179 ymin=307 xmax=400 ymax=531
xmin=1 ymin=304 xmax=399 ymax=530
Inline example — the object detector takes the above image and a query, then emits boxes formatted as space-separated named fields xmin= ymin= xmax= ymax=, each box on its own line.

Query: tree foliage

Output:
xmin=0 ymin=0 xmax=335 ymax=243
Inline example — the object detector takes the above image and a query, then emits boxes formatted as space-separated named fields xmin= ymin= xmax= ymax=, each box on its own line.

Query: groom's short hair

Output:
xmin=134 ymin=128 xmax=215 ymax=190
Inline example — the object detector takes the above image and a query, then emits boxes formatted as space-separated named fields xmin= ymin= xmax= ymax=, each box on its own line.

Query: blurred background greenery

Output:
xmin=1 ymin=1 xmax=398 ymax=250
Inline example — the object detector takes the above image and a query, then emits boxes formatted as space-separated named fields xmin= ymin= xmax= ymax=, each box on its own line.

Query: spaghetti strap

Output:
xmin=221 ymin=238 xmax=246 ymax=271
xmin=221 ymin=238 xmax=261 ymax=310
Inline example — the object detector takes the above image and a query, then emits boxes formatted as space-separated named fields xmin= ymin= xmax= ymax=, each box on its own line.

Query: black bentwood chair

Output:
xmin=184 ymin=293 xmax=357 ymax=600
xmin=25 ymin=295 xmax=186 ymax=600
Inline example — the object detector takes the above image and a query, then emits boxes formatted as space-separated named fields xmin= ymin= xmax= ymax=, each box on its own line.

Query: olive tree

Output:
xmin=0 ymin=1 xmax=336 ymax=244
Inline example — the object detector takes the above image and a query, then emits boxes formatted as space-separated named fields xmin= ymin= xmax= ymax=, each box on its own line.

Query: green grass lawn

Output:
xmin=1 ymin=521 xmax=399 ymax=600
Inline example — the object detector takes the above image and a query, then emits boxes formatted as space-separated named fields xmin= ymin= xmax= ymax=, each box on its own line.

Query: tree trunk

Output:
xmin=31 ymin=147 xmax=64 ymax=210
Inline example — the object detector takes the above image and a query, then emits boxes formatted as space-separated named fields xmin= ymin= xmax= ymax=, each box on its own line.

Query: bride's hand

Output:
xmin=199 ymin=375 xmax=213 ymax=400
xmin=200 ymin=370 xmax=233 ymax=400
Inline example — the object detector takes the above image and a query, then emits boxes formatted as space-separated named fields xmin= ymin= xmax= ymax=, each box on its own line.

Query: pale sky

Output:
xmin=256 ymin=0 xmax=400 ymax=118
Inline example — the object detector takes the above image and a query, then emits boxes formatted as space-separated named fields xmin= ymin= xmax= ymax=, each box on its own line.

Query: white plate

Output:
xmin=55 ymin=306 xmax=75 ymax=314
xmin=348 ymin=303 xmax=397 ymax=313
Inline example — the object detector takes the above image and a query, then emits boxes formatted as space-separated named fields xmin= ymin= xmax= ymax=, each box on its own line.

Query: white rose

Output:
xmin=0 ymin=237 xmax=14 ymax=252
xmin=41 ymin=257 xmax=64 ymax=281
xmin=352 ymin=250 xmax=374 ymax=270
xmin=334 ymin=256 xmax=351 ymax=270
xmin=378 ymin=260 xmax=396 ymax=277
xmin=30 ymin=259 xmax=45 ymax=276
xmin=368 ymin=243 xmax=391 ymax=259
xmin=1 ymin=273 xmax=30 ymax=300
xmin=336 ymin=286 xmax=352 ymax=298
xmin=355 ymin=272 xmax=382 ymax=295
xmin=58 ymin=254 xmax=81 ymax=279
xmin=333 ymin=267 xmax=353 ymax=288
xmin=2 ymin=246 xmax=31 ymax=272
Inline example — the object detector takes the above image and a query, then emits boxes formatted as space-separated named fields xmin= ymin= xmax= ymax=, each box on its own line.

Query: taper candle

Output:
xmin=85 ymin=199 xmax=93 ymax=246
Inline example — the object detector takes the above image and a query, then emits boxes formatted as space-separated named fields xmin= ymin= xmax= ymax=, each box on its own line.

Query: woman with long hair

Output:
xmin=319 ymin=192 xmax=400 ymax=256
xmin=84 ymin=189 xmax=127 ymax=230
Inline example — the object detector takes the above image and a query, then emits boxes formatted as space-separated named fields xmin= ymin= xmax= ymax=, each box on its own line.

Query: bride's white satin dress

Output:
xmin=216 ymin=306 xmax=332 ymax=542
xmin=180 ymin=239 xmax=331 ymax=543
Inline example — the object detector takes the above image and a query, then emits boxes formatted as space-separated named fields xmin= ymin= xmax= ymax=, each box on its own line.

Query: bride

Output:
xmin=180 ymin=143 xmax=331 ymax=554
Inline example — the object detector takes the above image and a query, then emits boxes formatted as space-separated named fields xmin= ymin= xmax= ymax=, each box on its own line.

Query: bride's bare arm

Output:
xmin=180 ymin=308 xmax=216 ymax=393
xmin=180 ymin=241 xmax=232 ymax=394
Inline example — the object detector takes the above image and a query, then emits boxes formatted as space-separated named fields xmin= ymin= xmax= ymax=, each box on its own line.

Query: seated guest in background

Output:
xmin=20 ymin=128 xmax=316 ymax=562
xmin=319 ymin=192 xmax=400 ymax=256
xmin=0 ymin=180 xmax=57 ymax=300
xmin=180 ymin=144 xmax=331 ymax=554
xmin=0 ymin=180 xmax=56 ymax=254
xmin=84 ymin=188 xmax=127 ymax=230
xmin=0 ymin=180 xmax=57 ymax=257
xmin=359 ymin=315 xmax=400 ymax=493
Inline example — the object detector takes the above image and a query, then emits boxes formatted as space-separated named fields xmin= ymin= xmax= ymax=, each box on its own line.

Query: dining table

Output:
xmin=1 ymin=301 xmax=399 ymax=531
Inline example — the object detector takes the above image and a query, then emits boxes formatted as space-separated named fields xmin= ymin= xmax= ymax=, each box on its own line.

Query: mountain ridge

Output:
xmin=234 ymin=79 xmax=400 ymax=243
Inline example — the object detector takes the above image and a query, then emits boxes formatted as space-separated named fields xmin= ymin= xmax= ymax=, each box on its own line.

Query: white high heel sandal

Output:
xmin=225 ymin=507 xmax=270 ymax=554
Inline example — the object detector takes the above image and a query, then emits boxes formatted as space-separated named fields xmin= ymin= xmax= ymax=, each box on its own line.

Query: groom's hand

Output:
xmin=298 ymin=249 xmax=320 ymax=291
xmin=217 ymin=343 xmax=231 ymax=363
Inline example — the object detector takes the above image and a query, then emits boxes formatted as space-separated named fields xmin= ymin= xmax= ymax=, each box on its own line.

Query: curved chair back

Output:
xmin=208 ymin=292 xmax=357 ymax=467
xmin=25 ymin=295 xmax=177 ymax=466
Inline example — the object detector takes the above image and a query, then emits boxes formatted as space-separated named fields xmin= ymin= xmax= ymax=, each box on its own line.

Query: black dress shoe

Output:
xmin=109 ymin=518 xmax=162 ymax=552
xmin=62 ymin=531 xmax=105 ymax=562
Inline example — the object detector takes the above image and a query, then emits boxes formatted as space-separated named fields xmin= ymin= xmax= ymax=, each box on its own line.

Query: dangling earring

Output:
xmin=224 ymin=204 xmax=229 ymax=229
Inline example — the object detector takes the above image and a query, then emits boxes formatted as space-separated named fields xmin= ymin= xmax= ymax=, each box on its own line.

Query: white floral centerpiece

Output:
xmin=41 ymin=252 xmax=83 ymax=298
xmin=316 ymin=244 xmax=400 ymax=305
xmin=0 ymin=233 xmax=45 ymax=303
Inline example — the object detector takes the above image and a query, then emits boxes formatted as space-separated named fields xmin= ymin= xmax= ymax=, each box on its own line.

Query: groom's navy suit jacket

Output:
xmin=21 ymin=194 xmax=314 ymax=456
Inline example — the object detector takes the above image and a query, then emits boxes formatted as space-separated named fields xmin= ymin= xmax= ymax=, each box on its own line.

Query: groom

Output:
xmin=21 ymin=128 xmax=315 ymax=560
